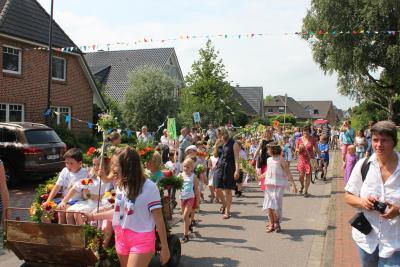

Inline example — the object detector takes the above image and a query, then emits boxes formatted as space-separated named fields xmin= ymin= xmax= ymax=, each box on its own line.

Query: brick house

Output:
xmin=298 ymin=101 xmax=337 ymax=124
xmin=264 ymin=95 xmax=308 ymax=120
xmin=0 ymin=0 xmax=104 ymax=136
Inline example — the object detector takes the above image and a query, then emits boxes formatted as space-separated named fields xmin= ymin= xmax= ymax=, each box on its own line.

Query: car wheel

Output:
xmin=3 ymin=162 xmax=19 ymax=187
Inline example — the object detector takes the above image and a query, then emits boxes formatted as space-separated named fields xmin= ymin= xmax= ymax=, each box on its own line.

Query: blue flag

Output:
xmin=65 ymin=115 xmax=70 ymax=123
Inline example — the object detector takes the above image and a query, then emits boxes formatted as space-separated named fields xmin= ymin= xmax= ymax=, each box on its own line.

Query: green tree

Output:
xmin=269 ymin=114 xmax=296 ymax=125
xmin=122 ymin=67 xmax=178 ymax=131
xmin=180 ymin=40 xmax=241 ymax=126
xmin=302 ymin=0 xmax=400 ymax=120
xmin=264 ymin=94 xmax=273 ymax=105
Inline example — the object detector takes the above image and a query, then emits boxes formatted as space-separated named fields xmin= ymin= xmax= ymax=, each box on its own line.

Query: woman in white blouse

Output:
xmin=345 ymin=121 xmax=400 ymax=266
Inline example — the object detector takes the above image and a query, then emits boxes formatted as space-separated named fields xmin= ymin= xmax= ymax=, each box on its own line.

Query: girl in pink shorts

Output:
xmin=85 ymin=147 xmax=170 ymax=267
xmin=179 ymin=158 xmax=200 ymax=243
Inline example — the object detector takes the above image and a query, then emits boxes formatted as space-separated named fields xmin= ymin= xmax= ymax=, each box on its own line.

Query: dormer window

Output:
xmin=314 ymin=109 xmax=319 ymax=115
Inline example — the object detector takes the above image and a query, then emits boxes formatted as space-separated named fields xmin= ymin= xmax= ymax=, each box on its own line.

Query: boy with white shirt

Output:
xmin=43 ymin=148 xmax=88 ymax=224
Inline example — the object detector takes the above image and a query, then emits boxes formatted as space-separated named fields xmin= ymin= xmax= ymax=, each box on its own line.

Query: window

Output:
xmin=52 ymin=57 xmax=66 ymax=81
xmin=51 ymin=106 xmax=71 ymax=129
xmin=0 ymin=128 xmax=17 ymax=143
xmin=2 ymin=46 xmax=22 ymax=74
xmin=0 ymin=103 xmax=24 ymax=122
xmin=314 ymin=109 xmax=319 ymax=115
xmin=267 ymin=107 xmax=273 ymax=113
xmin=25 ymin=130 xmax=61 ymax=144
xmin=278 ymin=106 xmax=285 ymax=113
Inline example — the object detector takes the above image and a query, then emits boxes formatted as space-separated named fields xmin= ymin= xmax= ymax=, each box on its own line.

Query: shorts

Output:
xmin=320 ymin=159 xmax=329 ymax=167
xmin=114 ymin=226 xmax=156 ymax=255
xmin=181 ymin=198 xmax=195 ymax=208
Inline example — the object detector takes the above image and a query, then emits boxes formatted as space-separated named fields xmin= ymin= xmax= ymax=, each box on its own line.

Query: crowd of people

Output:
xmin=0 ymin=119 xmax=399 ymax=267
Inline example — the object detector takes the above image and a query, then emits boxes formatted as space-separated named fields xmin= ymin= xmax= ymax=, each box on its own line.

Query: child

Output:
xmin=84 ymin=147 xmax=170 ymax=266
xmin=355 ymin=130 xmax=367 ymax=160
xmin=44 ymin=148 xmax=88 ymax=224
xmin=343 ymin=145 xmax=357 ymax=184
xmin=207 ymin=153 xmax=219 ymax=203
xmin=318 ymin=135 xmax=330 ymax=181
xmin=283 ymin=136 xmax=293 ymax=167
xmin=179 ymin=158 xmax=201 ymax=243
xmin=263 ymin=144 xmax=297 ymax=233
xmin=165 ymin=151 xmax=178 ymax=175
xmin=60 ymin=157 xmax=110 ymax=225
xmin=147 ymin=152 xmax=164 ymax=183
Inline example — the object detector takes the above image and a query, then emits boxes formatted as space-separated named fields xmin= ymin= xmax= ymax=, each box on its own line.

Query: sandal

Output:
xmin=223 ymin=213 xmax=231 ymax=219
xmin=299 ymin=187 xmax=304 ymax=195
xmin=275 ymin=223 xmax=281 ymax=233
xmin=266 ymin=226 xmax=275 ymax=233
xmin=180 ymin=235 xmax=189 ymax=243
xmin=219 ymin=206 xmax=226 ymax=214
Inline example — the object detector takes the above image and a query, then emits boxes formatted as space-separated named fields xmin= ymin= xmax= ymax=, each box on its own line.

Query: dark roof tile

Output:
xmin=233 ymin=86 xmax=263 ymax=116
xmin=0 ymin=0 xmax=76 ymax=48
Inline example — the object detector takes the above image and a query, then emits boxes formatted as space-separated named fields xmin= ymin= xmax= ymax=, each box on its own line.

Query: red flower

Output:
xmin=86 ymin=147 xmax=96 ymax=157
xmin=40 ymin=193 xmax=49 ymax=200
xmin=44 ymin=204 xmax=52 ymax=211
xmin=88 ymin=179 xmax=93 ymax=184
xmin=108 ymin=198 xmax=115 ymax=204
xmin=111 ymin=192 xmax=116 ymax=197
xmin=138 ymin=150 xmax=145 ymax=156
xmin=144 ymin=147 xmax=153 ymax=152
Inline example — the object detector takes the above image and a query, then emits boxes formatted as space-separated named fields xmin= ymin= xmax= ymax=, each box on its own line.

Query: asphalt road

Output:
xmin=1 ymin=156 xmax=335 ymax=267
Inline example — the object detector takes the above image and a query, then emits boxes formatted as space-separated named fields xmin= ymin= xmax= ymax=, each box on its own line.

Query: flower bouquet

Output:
xmin=80 ymin=178 xmax=94 ymax=200
xmin=197 ymin=150 xmax=208 ymax=159
xmin=101 ymin=190 xmax=116 ymax=208
xmin=194 ymin=164 xmax=205 ymax=176
xmin=97 ymin=112 xmax=120 ymax=132
xmin=30 ymin=201 xmax=57 ymax=223
xmin=136 ymin=141 xmax=155 ymax=164
xmin=240 ymin=159 xmax=256 ymax=177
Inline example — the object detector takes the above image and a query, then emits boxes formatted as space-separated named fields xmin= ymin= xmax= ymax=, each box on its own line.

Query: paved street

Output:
xmin=1 ymin=158 xmax=336 ymax=267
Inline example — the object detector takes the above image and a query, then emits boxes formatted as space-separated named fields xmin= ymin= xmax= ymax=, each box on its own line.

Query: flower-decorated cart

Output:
xmin=4 ymin=113 xmax=184 ymax=267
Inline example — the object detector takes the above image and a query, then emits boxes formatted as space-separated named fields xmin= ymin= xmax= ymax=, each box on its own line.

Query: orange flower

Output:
xmin=138 ymin=150 xmax=145 ymax=156
xmin=144 ymin=147 xmax=153 ymax=152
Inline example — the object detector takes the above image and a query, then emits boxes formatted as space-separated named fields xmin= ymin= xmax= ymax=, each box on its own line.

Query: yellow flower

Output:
xmin=46 ymin=184 xmax=54 ymax=192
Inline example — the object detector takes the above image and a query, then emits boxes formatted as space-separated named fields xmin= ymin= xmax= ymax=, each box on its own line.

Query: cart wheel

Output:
xmin=166 ymin=235 xmax=181 ymax=267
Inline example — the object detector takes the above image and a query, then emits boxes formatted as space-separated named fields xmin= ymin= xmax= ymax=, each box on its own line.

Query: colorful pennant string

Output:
xmin=24 ymin=29 xmax=400 ymax=53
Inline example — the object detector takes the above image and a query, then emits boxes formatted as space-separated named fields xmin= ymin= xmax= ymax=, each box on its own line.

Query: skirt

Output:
xmin=262 ymin=186 xmax=285 ymax=211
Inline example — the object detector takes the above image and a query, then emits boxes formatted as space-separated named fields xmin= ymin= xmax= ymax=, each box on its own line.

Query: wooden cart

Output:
xmin=5 ymin=205 xmax=181 ymax=267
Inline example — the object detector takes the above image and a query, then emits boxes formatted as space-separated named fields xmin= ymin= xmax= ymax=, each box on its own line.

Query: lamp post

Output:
xmin=46 ymin=0 xmax=54 ymax=125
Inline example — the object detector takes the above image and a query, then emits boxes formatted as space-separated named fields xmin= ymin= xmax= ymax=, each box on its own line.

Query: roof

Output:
xmin=232 ymin=86 xmax=264 ymax=116
xmin=265 ymin=95 xmax=308 ymax=119
xmin=0 ymin=0 xmax=76 ymax=48
xmin=85 ymin=48 xmax=182 ymax=101
xmin=298 ymin=101 xmax=333 ymax=119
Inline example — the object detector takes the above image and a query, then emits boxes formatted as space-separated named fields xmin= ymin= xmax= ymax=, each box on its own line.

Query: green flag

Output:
xmin=167 ymin=118 xmax=177 ymax=140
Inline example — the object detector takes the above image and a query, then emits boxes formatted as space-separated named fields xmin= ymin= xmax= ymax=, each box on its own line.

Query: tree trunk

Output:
xmin=387 ymin=97 xmax=394 ymax=121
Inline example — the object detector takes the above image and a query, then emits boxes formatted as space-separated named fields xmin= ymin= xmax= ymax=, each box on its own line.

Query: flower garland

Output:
xmin=136 ymin=141 xmax=155 ymax=164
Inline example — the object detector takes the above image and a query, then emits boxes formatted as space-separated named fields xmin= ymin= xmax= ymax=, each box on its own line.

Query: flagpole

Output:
xmin=46 ymin=0 xmax=54 ymax=126
xmin=283 ymin=93 xmax=287 ymax=131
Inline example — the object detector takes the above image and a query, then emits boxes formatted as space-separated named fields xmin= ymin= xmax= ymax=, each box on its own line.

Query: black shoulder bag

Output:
xmin=348 ymin=157 xmax=372 ymax=235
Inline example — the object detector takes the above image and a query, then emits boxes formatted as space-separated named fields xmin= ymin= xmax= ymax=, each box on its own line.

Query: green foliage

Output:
xmin=350 ymin=102 xmax=387 ymax=131
xmin=250 ymin=117 xmax=270 ymax=126
xmin=51 ymin=123 xmax=97 ymax=152
xmin=180 ymin=40 xmax=241 ymax=126
xmin=264 ymin=95 xmax=273 ymax=105
xmin=123 ymin=67 xmax=178 ymax=131
xmin=397 ymin=129 xmax=400 ymax=151
xmin=302 ymin=0 xmax=400 ymax=120
xmin=269 ymin=114 xmax=296 ymax=125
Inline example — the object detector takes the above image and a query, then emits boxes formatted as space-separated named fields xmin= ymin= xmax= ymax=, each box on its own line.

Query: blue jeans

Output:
xmin=357 ymin=245 xmax=400 ymax=267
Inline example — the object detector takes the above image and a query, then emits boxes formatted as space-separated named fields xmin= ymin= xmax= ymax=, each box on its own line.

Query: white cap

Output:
xmin=185 ymin=145 xmax=197 ymax=153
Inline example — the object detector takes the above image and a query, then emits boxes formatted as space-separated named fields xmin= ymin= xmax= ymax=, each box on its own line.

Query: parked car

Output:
xmin=0 ymin=122 xmax=66 ymax=186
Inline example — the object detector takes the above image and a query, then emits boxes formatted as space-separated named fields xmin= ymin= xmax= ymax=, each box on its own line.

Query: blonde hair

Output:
xmin=347 ymin=145 xmax=356 ymax=154
xmin=182 ymin=158 xmax=195 ymax=168
xmin=217 ymin=127 xmax=230 ymax=140
xmin=149 ymin=151 xmax=162 ymax=169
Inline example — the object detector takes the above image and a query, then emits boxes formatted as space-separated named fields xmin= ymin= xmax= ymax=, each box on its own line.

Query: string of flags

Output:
xmin=27 ymin=29 xmax=400 ymax=53
xmin=42 ymin=108 xmax=167 ymax=138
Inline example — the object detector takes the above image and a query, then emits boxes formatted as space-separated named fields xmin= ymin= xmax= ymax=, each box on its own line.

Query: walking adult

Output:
xmin=295 ymin=125 xmax=320 ymax=197
xmin=206 ymin=124 xmax=217 ymax=143
xmin=178 ymin=128 xmax=191 ymax=163
xmin=137 ymin=125 xmax=153 ymax=143
xmin=340 ymin=120 xmax=355 ymax=164
xmin=345 ymin=121 xmax=400 ymax=266
xmin=213 ymin=127 xmax=240 ymax=219
xmin=365 ymin=120 xmax=376 ymax=157
xmin=0 ymin=159 xmax=10 ymax=255
xmin=160 ymin=129 xmax=171 ymax=164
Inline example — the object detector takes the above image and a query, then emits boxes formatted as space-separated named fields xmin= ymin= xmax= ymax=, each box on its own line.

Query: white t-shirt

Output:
xmin=112 ymin=179 xmax=162 ymax=233
xmin=56 ymin=167 xmax=88 ymax=200
xmin=355 ymin=136 xmax=366 ymax=153
xmin=180 ymin=173 xmax=195 ymax=200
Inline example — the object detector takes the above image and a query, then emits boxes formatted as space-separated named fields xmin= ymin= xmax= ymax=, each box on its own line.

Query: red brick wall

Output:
xmin=0 ymin=37 xmax=93 ymax=136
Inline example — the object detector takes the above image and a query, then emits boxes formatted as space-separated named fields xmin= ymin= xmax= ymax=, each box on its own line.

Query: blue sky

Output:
xmin=38 ymin=0 xmax=355 ymax=110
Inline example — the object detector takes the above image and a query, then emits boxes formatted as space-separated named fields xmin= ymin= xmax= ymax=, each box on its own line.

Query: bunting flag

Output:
xmin=65 ymin=115 xmax=71 ymax=124
xmin=25 ymin=29 xmax=400 ymax=53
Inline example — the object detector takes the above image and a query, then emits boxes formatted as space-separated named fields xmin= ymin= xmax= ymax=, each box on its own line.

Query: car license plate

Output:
xmin=47 ymin=154 xmax=60 ymax=160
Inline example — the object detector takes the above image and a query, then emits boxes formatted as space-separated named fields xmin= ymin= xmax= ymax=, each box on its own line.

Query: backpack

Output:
xmin=360 ymin=156 xmax=371 ymax=182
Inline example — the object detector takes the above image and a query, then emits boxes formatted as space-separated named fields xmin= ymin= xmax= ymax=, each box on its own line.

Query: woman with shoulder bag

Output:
xmin=345 ymin=121 xmax=400 ymax=267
